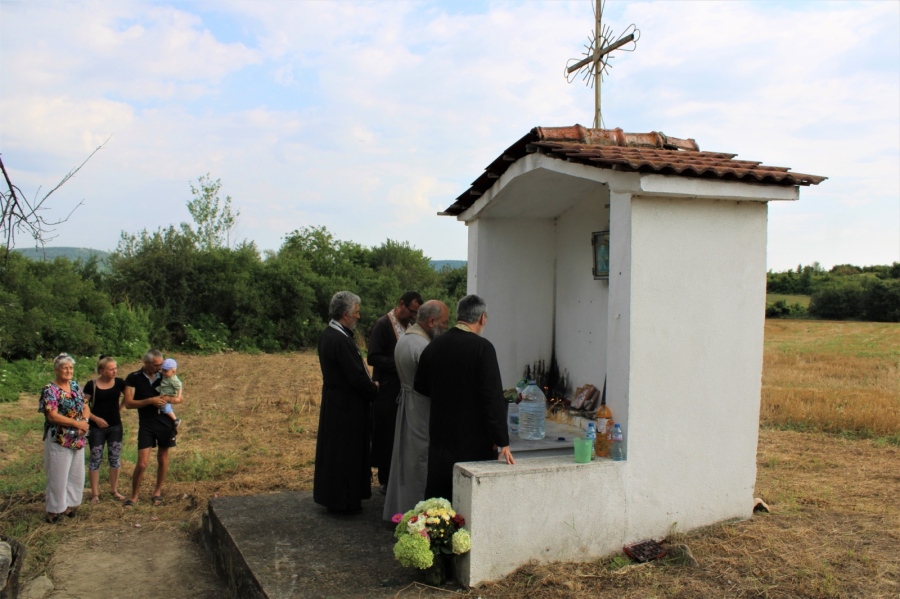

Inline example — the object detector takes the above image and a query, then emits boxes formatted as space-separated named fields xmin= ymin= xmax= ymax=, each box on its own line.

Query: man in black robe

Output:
xmin=314 ymin=291 xmax=379 ymax=513
xmin=367 ymin=290 xmax=423 ymax=491
xmin=414 ymin=294 xmax=515 ymax=502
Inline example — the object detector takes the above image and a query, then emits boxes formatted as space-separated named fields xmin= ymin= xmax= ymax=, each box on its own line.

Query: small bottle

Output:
xmin=610 ymin=423 xmax=626 ymax=461
xmin=585 ymin=421 xmax=597 ymax=459
xmin=507 ymin=400 xmax=519 ymax=435
xmin=594 ymin=382 xmax=612 ymax=458
xmin=518 ymin=380 xmax=546 ymax=440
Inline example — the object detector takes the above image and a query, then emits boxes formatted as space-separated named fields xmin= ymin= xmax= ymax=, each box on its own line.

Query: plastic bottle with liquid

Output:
xmin=594 ymin=382 xmax=612 ymax=458
xmin=518 ymin=380 xmax=546 ymax=440
xmin=585 ymin=421 xmax=597 ymax=459
xmin=507 ymin=400 xmax=519 ymax=435
xmin=610 ymin=423 xmax=626 ymax=461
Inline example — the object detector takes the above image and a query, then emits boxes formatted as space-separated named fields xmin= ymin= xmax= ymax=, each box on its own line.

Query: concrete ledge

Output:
xmin=199 ymin=491 xmax=418 ymax=598
xmin=452 ymin=456 xmax=628 ymax=586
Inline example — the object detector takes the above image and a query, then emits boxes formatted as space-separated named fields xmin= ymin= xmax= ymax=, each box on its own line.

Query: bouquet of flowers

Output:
xmin=392 ymin=497 xmax=471 ymax=570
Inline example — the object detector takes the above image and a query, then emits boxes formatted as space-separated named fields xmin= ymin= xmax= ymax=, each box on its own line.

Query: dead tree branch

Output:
xmin=0 ymin=136 xmax=110 ymax=256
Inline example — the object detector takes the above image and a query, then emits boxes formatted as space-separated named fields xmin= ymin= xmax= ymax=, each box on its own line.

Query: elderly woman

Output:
xmin=83 ymin=355 xmax=127 ymax=503
xmin=313 ymin=291 xmax=379 ymax=513
xmin=39 ymin=353 xmax=90 ymax=523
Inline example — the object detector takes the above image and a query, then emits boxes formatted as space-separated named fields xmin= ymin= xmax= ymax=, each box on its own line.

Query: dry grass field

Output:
xmin=1 ymin=320 xmax=898 ymax=598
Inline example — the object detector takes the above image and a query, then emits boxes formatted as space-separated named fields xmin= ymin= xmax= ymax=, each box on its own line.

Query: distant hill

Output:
xmin=13 ymin=247 xmax=110 ymax=264
xmin=430 ymin=260 xmax=466 ymax=271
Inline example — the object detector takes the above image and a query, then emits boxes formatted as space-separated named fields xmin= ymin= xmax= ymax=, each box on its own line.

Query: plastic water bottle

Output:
xmin=610 ymin=423 xmax=626 ymax=461
xmin=585 ymin=422 xmax=597 ymax=459
xmin=518 ymin=381 xmax=546 ymax=440
xmin=507 ymin=401 xmax=519 ymax=435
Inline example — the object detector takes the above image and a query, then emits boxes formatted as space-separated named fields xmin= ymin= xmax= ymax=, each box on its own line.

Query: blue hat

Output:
xmin=161 ymin=358 xmax=177 ymax=370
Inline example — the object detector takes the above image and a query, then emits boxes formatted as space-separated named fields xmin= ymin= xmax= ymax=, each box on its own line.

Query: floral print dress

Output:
xmin=39 ymin=381 xmax=87 ymax=450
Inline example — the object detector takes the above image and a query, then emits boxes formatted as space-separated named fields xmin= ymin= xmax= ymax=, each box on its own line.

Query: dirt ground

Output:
xmin=45 ymin=526 xmax=225 ymax=599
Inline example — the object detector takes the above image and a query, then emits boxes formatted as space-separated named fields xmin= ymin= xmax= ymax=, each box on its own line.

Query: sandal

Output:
xmin=45 ymin=513 xmax=61 ymax=524
xmin=90 ymin=496 xmax=101 ymax=504
xmin=122 ymin=499 xmax=136 ymax=509
xmin=151 ymin=495 xmax=163 ymax=507
xmin=64 ymin=508 xmax=78 ymax=518
xmin=111 ymin=491 xmax=127 ymax=501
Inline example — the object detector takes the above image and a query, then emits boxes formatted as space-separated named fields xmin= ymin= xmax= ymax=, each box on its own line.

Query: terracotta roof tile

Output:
xmin=441 ymin=125 xmax=826 ymax=216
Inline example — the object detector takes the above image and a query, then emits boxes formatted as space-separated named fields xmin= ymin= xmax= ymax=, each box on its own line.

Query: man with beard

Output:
xmin=414 ymin=295 xmax=515 ymax=503
xmin=367 ymin=291 xmax=423 ymax=492
xmin=382 ymin=300 xmax=449 ymax=520
xmin=313 ymin=291 xmax=379 ymax=513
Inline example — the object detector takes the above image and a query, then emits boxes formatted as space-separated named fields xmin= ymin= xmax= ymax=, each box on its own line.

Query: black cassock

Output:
xmin=313 ymin=323 xmax=379 ymax=511
xmin=414 ymin=327 xmax=509 ymax=502
xmin=367 ymin=314 xmax=402 ymax=486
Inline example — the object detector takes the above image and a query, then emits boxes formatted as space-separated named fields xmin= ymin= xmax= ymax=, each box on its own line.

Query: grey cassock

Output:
xmin=382 ymin=326 xmax=431 ymax=520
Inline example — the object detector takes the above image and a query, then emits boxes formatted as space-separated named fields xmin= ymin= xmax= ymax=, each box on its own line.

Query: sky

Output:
xmin=1 ymin=0 xmax=898 ymax=272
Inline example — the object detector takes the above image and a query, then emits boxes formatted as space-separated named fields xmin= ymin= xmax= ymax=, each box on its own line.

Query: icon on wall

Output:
xmin=592 ymin=230 xmax=610 ymax=279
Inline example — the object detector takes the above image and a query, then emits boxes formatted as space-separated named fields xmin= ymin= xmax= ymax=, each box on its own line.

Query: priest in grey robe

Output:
xmin=382 ymin=300 xmax=449 ymax=520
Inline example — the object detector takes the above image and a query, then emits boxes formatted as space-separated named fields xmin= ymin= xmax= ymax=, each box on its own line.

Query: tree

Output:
xmin=186 ymin=174 xmax=240 ymax=250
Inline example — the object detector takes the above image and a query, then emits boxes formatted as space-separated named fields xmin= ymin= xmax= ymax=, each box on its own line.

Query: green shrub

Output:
xmin=766 ymin=300 xmax=808 ymax=319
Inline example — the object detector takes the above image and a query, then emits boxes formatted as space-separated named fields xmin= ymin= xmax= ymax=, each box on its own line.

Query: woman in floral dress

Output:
xmin=40 ymin=353 xmax=91 ymax=523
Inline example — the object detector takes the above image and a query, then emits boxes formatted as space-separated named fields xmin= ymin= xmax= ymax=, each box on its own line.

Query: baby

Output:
xmin=158 ymin=358 xmax=183 ymax=428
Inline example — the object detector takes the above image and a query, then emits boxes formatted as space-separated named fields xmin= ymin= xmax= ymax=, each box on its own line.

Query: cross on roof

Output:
xmin=565 ymin=0 xmax=640 ymax=128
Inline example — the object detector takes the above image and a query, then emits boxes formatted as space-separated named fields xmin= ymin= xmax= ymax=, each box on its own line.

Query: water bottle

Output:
xmin=507 ymin=400 xmax=519 ymax=435
xmin=585 ymin=422 xmax=597 ymax=459
xmin=518 ymin=380 xmax=546 ymax=440
xmin=610 ymin=423 xmax=626 ymax=461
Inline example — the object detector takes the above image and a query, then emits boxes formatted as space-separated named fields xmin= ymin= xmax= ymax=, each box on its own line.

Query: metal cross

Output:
xmin=565 ymin=0 xmax=640 ymax=128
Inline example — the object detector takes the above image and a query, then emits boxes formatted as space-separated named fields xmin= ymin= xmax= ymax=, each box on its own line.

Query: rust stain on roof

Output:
xmin=441 ymin=125 xmax=827 ymax=217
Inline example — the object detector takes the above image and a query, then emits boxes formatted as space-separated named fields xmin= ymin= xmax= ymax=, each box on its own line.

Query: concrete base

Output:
xmin=453 ymin=456 xmax=628 ymax=586
xmin=200 ymin=490 xmax=441 ymax=598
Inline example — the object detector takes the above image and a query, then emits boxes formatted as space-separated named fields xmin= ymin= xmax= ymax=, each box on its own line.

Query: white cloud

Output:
xmin=0 ymin=0 xmax=896 ymax=270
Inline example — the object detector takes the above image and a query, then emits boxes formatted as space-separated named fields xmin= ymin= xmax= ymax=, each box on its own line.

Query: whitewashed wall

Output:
xmin=553 ymin=188 xmax=610 ymax=394
xmin=624 ymin=195 xmax=767 ymax=538
xmin=467 ymin=217 xmax=555 ymax=386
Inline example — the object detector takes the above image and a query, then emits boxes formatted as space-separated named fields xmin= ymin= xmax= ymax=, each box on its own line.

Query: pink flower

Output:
xmin=391 ymin=513 xmax=403 ymax=524
xmin=419 ymin=529 xmax=429 ymax=539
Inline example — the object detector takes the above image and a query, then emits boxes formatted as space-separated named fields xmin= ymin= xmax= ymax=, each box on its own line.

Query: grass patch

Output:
xmin=766 ymin=293 xmax=811 ymax=307
xmin=762 ymin=321 xmax=900 ymax=436
xmin=167 ymin=451 xmax=240 ymax=482
xmin=0 ymin=453 xmax=44 ymax=495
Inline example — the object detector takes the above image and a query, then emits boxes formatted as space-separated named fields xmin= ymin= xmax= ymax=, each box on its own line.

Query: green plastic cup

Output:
xmin=574 ymin=437 xmax=593 ymax=463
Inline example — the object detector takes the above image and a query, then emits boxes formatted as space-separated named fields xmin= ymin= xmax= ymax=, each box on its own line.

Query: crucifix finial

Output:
xmin=565 ymin=0 xmax=640 ymax=129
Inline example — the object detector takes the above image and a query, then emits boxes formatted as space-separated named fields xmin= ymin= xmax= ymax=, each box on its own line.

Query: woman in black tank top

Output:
xmin=84 ymin=356 xmax=127 ymax=502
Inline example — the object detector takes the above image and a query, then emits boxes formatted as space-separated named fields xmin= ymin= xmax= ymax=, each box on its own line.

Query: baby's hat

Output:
xmin=161 ymin=358 xmax=178 ymax=370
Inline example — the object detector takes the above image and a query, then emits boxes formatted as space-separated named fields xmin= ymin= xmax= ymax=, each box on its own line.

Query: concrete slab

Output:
xmin=200 ymin=489 xmax=458 ymax=598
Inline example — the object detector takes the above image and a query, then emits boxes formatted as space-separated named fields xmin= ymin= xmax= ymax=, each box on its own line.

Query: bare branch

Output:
xmin=0 ymin=136 xmax=110 ymax=257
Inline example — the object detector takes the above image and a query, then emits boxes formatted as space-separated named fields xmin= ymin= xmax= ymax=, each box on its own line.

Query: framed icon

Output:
xmin=592 ymin=230 xmax=610 ymax=279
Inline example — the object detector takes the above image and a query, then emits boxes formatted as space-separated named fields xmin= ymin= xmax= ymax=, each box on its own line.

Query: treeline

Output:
xmin=766 ymin=262 xmax=900 ymax=321
xmin=0 ymin=230 xmax=466 ymax=361
xmin=0 ymin=177 xmax=466 ymax=362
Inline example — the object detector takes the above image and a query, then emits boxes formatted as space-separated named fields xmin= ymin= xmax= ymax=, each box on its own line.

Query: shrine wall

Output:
xmin=466 ymin=217 xmax=555 ymax=386
xmin=553 ymin=187 xmax=610 ymax=394
xmin=625 ymin=194 xmax=767 ymax=538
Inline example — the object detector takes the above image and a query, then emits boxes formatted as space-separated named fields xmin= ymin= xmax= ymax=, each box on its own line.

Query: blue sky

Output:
xmin=1 ymin=0 xmax=897 ymax=271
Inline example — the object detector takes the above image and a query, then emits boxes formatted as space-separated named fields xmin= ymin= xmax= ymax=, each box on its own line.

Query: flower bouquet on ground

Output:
xmin=392 ymin=497 xmax=471 ymax=584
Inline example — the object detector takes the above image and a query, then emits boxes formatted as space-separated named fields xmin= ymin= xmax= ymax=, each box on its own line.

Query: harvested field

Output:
xmin=1 ymin=319 xmax=898 ymax=597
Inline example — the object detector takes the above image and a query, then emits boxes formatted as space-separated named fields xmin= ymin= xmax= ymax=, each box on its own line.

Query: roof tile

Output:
xmin=442 ymin=125 xmax=826 ymax=216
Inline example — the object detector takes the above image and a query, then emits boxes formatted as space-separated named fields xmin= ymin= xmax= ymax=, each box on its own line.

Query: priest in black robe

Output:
xmin=414 ymin=294 xmax=515 ymax=502
xmin=314 ymin=291 xmax=379 ymax=513
xmin=367 ymin=291 xmax=422 ymax=490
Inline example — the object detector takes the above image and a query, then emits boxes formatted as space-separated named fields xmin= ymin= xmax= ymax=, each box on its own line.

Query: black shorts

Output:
xmin=137 ymin=418 xmax=177 ymax=450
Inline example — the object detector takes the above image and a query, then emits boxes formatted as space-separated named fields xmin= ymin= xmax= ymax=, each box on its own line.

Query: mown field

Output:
xmin=0 ymin=320 xmax=898 ymax=598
